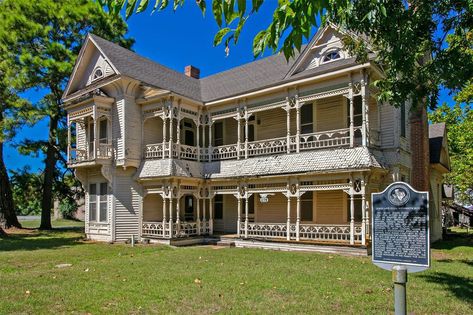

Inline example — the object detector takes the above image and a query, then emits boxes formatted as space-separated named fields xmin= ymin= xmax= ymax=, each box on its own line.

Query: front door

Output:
xmin=184 ymin=195 xmax=194 ymax=221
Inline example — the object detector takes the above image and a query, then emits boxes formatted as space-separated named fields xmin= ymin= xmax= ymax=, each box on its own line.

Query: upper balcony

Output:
xmin=66 ymin=93 xmax=114 ymax=167
xmin=142 ymin=88 xmax=381 ymax=163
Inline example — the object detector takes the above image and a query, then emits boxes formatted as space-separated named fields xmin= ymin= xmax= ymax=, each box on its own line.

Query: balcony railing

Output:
xmin=144 ymin=127 xmax=368 ymax=162
xmin=142 ymin=221 xmax=210 ymax=239
xmin=69 ymin=143 xmax=113 ymax=164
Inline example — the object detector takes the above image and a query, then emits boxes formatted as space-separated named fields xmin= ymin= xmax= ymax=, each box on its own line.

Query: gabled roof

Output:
xmin=429 ymin=122 xmax=450 ymax=170
xmin=64 ymin=31 xmax=366 ymax=103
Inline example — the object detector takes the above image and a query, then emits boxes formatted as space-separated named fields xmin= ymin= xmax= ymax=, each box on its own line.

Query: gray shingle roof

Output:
xmin=429 ymin=123 xmax=446 ymax=164
xmin=89 ymin=34 xmax=360 ymax=102
xmin=136 ymin=147 xmax=384 ymax=180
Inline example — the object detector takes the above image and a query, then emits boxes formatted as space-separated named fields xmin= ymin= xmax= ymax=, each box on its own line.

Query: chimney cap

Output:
xmin=184 ymin=65 xmax=200 ymax=79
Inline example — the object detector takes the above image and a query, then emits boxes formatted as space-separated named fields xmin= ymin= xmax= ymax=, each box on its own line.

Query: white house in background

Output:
xmin=62 ymin=25 xmax=449 ymax=251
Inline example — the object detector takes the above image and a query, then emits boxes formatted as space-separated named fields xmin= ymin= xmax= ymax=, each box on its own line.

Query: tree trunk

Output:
xmin=39 ymin=114 xmax=59 ymax=230
xmin=0 ymin=133 xmax=21 ymax=229
xmin=0 ymin=226 xmax=6 ymax=237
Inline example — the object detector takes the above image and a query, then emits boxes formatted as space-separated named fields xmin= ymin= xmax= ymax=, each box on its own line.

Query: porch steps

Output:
xmin=222 ymin=237 xmax=367 ymax=256
xmin=215 ymin=239 xmax=236 ymax=248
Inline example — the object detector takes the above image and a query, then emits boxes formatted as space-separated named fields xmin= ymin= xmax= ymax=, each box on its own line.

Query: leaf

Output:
xmin=212 ymin=0 xmax=223 ymax=27
xmin=125 ymin=0 xmax=138 ymax=19
xmin=214 ymin=27 xmax=230 ymax=46
xmin=196 ymin=0 xmax=206 ymax=16
xmin=252 ymin=30 xmax=267 ymax=58
xmin=136 ymin=0 xmax=149 ymax=13
xmin=237 ymin=0 xmax=246 ymax=16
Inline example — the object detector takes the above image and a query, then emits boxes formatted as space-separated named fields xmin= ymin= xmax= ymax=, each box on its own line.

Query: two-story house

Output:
xmin=62 ymin=25 xmax=447 ymax=251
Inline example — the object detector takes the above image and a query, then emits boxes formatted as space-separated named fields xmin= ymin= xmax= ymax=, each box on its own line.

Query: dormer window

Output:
xmin=92 ymin=68 xmax=103 ymax=81
xmin=322 ymin=51 xmax=341 ymax=63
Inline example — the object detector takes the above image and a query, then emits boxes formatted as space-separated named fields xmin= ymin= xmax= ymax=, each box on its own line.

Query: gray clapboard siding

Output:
xmin=76 ymin=122 xmax=87 ymax=151
xmin=315 ymin=96 xmax=345 ymax=131
xmin=143 ymin=194 xmax=163 ymax=221
xmin=379 ymin=102 xmax=396 ymax=147
xmin=113 ymin=98 xmax=125 ymax=161
xmin=114 ymin=169 xmax=141 ymax=241
xmin=315 ymin=190 xmax=346 ymax=224
xmin=143 ymin=117 xmax=163 ymax=145
xmin=124 ymin=95 xmax=142 ymax=161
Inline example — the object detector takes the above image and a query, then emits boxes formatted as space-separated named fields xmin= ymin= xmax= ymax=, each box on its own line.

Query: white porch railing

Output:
xmin=179 ymin=144 xmax=199 ymax=160
xmin=144 ymin=143 xmax=164 ymax=159
xmin=142 ymin=221 xmax=210 ymax=239
xmin=142 ymin=222 xmax=165 ymax=237
xmin=239 ymin=222 xmax=363 ymax=243
xmin=299 ymin=128 xmax=351 ymax=150
xmin=212 ymin=144 xmax=238 ymax=160
xmin=69 ymin=144 xmax=112 ymax=164
xmin=247 ymin=137 xmax=288 ymax=157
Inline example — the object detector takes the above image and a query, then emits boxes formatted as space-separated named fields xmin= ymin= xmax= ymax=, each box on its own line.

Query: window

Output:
xmin=214 ymin=122 xmax=224 ymax=146
xmin=89 ymin=182 xmax=108 ymax=222
xmin=92 ymin=68 xmax=103 ymax=80
xmin=184 ymin=196 xmax=194 ymax=221
xmin=214 ymin=195 xmax=223 ymax=220
xmin=99 ymin=119 xmax=108 ymax=144
xmin=346 ymin=96 xmax=363 ymax=139
xmin=301 ymin=191 xmax=313 ymax=221
xmin=301 ymin=104 xmax=314 ymax=134
xmin=346 ymin=196 xmax=363 ymax=222
xmin=400 ymin=103 xmax=406 ymax=137
xmin=322 ymin=51 xmax=341 ymax=63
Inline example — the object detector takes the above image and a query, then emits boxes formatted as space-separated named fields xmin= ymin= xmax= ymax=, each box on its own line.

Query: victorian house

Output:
xmin=62 ymin=25 xmax=447 ymax=251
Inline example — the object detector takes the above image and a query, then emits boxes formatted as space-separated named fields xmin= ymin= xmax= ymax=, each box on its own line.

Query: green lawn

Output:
xmin=18 ymin=218 xmax=85 ymax=229
xmin=0 ymin=227 xmax=472 ymax=314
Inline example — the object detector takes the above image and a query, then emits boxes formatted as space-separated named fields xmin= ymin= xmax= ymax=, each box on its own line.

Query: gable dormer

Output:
xmin=285 ymin=24 xmax=361 ymax=78
xmin=63 ymin=34 xmax=118 ymax=101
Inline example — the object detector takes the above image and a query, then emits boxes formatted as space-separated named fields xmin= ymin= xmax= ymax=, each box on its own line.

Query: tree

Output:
xmin=0 ymin=0 xmax=133 ymax=230
xmin=429 ymin=103 xmax=473 ymax=205
xmin=102 ymin=0 xmax=472 ymax=110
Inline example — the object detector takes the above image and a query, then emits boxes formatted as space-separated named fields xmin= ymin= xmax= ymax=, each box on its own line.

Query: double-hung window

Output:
xmin=89 ymin=182 xmax=108 ymax=222
xmin=301 ymin=104 xmax=314 ymax=134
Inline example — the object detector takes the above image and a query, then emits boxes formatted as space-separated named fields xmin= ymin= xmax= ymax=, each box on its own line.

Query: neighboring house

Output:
xmin=62 ymin=25 xmax=448 ymax=249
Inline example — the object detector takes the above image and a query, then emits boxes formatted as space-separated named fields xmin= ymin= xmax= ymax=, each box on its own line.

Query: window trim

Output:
xmin=88 ymin=182 xmax=108 ymax=223
xmin=320 ymin=50 xmax=342 ymax=64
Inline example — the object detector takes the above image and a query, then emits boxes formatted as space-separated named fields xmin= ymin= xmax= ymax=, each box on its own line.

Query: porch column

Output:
xmin=197 ymin=123 xmax=200 ymax=162
xmin=208 ymin=123 xmax=212 ymax=162
xmin=169 ymin=198 xmax=173 ymax=238
xmin=349 ymin=83 xmax=354 ymax=147
xmin=244 ymin=195 xmax=249 ymax=238
xmin=202 ymin=122 xmax=206 ymax=160
xmin=162 ymin=198 xmax=167 ymax=237
xmin=67 ymin=118 xmax=71 ymax=163
xmin=296 ymin=101 xmax=301 ymax=153
xmin=350 ymin=187 xmax=355 ymax=245
xmin=361 ymin=184 xmax=367 ymax=246
xmin=93 ymin=117 xmax=98 ymax=159
xmin=176 ymin=196 xmax=180 ymax=236
xmin=286 ymin=106 xmax=291 ymax=153
xmin=196 ymin=197 xmax=201 ymax=235
xmin=237 ymin=196 xmax=241 ymax=237
xmin=209 ymin=197 xmax=214 ymax=235
xmin=296 ymin=195 xmax=301 ymax=241
xmin=361 ymin=77 xmax=367 ymax=147
xmin=169 ymin=116 xmax=173 ymax=158
xmin=176 ymin=116 xmax=181 ymax=159
xmin=162 ymin=116 xmax=167 ymax=159
xmin=286 ymin=196 xmax=291 ymax=240
xmin=244 ymin=114 xmax=249 ymax=159
xmin=202 ymin=197 xmax=207 ymax=234
xmin=237 ymin=116 xmax=241 ymax=159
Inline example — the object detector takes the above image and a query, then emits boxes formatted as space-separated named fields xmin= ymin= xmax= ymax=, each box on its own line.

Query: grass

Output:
xmin=0 ymin=226 xmax=472 ymax=314
xmin=19 ymin=218 xmax=85 ymax=229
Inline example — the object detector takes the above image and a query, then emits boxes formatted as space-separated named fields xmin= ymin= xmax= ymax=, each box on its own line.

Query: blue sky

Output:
xmin=4 ymin=2 xmax=455 ymax=173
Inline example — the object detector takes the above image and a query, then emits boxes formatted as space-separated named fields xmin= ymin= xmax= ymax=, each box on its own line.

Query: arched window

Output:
xmin=92 ymin=68 xmax=103 ymax=80
xmin=322 ymin=51 xmax=341 ymax=63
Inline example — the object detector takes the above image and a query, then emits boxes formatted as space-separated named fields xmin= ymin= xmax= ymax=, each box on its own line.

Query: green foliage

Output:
xmin=59 ymin=199 xmax=79 ymax=220
xmin=102 ymin=0 xmax=473 ymax=110
xmin=429 ymin=104 xmax=473 ymax=204
xmin=10 ymin=168 xmax=43 ymax=216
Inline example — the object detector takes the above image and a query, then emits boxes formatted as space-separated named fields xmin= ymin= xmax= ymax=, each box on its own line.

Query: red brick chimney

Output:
xmin=410 ymin=105 xmax=430 ymax=191
xmin=184 ymin=65 xmax=200 ymax=79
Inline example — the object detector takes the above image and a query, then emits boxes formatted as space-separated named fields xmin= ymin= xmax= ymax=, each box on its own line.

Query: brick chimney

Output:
xmin=184 ymin=65 xmax=200 ymax=79
xmin=410 ymin=105 xmax=430 ymax=191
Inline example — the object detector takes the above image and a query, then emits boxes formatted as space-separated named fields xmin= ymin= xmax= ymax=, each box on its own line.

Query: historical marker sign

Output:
xmin=372 ymin=182 xmax=430 ymax=272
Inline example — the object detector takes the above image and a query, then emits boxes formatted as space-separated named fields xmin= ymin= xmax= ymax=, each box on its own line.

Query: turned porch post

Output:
xmin=208 ymin=123 xmax=212 ymax=162
xmin=349 ymin=83 xmax=354 ymax=147
xmin=67 ymin=118 xmax=71 ymax=163
xmin=176 ymin=196 xmax=180 ymax=236
xmin=162 ymin=116 xmax=167 ymax=159
xmin=244 ymin=195 xmax=249 ymax=238
xmin=295 ymin=98 xmax=301 ymax=153
xmin=286 ymin=104 xmax=291 ymax=154
xmin=237 ymin=115 xmax=241 ymax=159
xmin=176 ymin=112 xmax=181 ymax=159
xmin=296 ymin=195 xmax=301 ymax=241
xmin=244 ymin=112 xmax=249 ymax=159
xmin=169 ymin=197 xmax=173 ymax=238
xmin=162 ymin=198 xmax=167 ymax=237
xmin=169 ymin=115 xmax=173 ymax=158
xmin=202 ymin=197 xmax=207 ymax=234
xmin=209 ymin=197 xmax=214 ymax=235
xmin=93 ymin=117 xmax=98 ymax=159
xmin=237 ymin=196 xmax=241 ymax=237
xmin=196 ymin=197 xmax=201 ymax=235
xmin=361 ymin=76 xmax=368 ymax=147
xmin=286 ymin=195 xmax=291 ymax=240
xmin=350 ymin=184 xmax=355 ymax=245
xmin=361 ymin=180 xmax=367 ymax=246
xmin=197 ymin=122 xmax=200 ymax=162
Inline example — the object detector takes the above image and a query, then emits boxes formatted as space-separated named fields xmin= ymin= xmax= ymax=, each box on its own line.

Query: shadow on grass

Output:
xmin=0 ymin=227 xmax=85 ymax=252
xmin=420 ymin=272 xmax=473 ymax=304
xmin=432 ymin=231 xmax=473 ymax=250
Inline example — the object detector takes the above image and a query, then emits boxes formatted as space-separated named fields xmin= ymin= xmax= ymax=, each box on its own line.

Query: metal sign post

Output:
xmin=372 ymin=182 xmax=430 ymax=315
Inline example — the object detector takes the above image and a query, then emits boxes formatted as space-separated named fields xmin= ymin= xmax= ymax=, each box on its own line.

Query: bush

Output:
xmin=59 ymin=199 xmax=78 ymax=220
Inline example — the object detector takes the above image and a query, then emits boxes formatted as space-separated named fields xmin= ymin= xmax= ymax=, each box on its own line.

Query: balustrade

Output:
xmin=69 ymin=144 xmax=112 ymax=164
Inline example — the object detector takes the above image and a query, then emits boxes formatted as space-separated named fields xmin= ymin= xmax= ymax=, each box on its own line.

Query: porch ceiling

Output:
xmin=136 ymin=147 xmax=386 ymax=180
